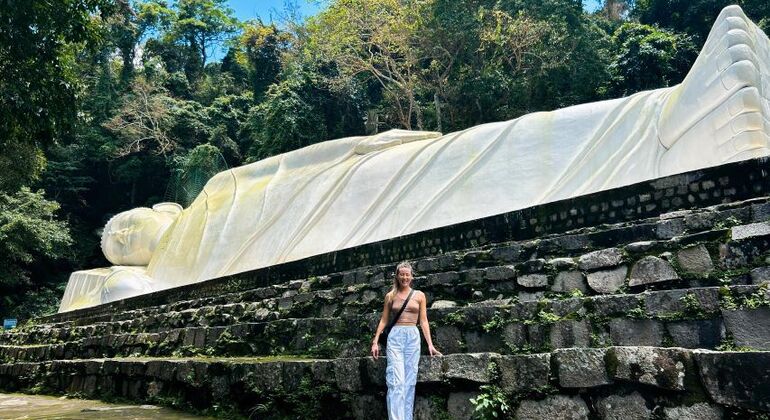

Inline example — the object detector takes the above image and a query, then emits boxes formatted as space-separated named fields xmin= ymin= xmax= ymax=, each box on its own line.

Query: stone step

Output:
xmin=0 ymin=348 xmax=767 ymax=419
xmin=3 ymin=285 xmax=768 ymax=362
xmin=8 ymin=214 xmax=770 ymax=345
xmin=30 ymin=194 xmax=770 ymax=329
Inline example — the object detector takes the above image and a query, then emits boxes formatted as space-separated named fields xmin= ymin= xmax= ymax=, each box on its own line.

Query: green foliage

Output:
xmin=470 ymin=385 xmax=510 ymax=419
xmin=603 ymin=22 xmax=698 ymax=96
xmin=0 ymin=188 xmax=72 ymax=318
xmin=633 ymin=0 xmax=770 ymax=40
xmin=244 ymin=69 xmax=328 ymax=161
xmin=240 ymin=22 xmax=290 ymax=99
xmin=444 ymin=310 xmax=467 ymax=326
xmin=0 ymin=0 xmax=107 ymax=191
xmin=169 ymin=144 xmax=227 ymax=206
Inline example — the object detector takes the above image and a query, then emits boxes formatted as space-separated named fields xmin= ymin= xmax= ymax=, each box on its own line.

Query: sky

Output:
xmin=225 ymin=0 xmax=325 ymax=23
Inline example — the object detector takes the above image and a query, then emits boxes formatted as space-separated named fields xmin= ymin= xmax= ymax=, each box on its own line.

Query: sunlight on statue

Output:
xmin=59 ymin=5 xmax=770 ymax=312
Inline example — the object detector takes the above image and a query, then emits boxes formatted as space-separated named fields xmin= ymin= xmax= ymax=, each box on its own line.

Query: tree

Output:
xmin=0 ymin=0 xmax=108 ymax=191
xmin=305 ymin=0 xmax=427 ymax=130
xmin=603 ymin=22 xmax=698 ymax=96
xmin=0 ymin=188 xmax=71 ymax=318
xmin=633 ymin=0 xmax=770 ymax=40
xmin=240 ymin=22 xmax=290 ymax=99
xmin=244 ymin=69 xmax=327 ymax=161
xmin=103 ymin=77 xmax=177 ymax=157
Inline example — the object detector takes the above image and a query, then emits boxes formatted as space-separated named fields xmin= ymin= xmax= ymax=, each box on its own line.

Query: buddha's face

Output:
xmin=101 ymin=203 xmax=182 ymax=266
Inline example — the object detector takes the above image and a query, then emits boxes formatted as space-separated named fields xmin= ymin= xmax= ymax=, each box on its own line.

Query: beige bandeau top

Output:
xmin=391 ymin=290 xmax=420 ymax=325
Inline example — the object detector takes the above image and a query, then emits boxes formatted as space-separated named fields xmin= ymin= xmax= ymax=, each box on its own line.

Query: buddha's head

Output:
xmin=101 ymin=203 xmax=183 ymax=266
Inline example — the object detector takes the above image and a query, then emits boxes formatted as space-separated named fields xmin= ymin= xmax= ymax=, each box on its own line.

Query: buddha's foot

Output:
xmin=658 ymin=5 xmax=770 ymax=174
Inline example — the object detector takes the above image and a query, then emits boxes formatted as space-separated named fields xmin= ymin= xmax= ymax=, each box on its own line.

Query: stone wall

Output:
xmin=0 ymin=348 xmax=767 ymax=419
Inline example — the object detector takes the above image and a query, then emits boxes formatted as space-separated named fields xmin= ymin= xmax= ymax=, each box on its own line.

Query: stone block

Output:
xmin=364 ymin=357 xmax=386 ymax=386
xmin=426 ymin=272 xmax=460 ymax=286
xmin=590 ymin=294 xmax=639 ymax=317
xmin=548 ymin=257 xmax=577 ymax=270
xmin=579 ymin=248 xmax=623 ymax=271
xmin=722 ymin=307 xmax=770 ymax=350
xmin=417 ymin=356 xmax=443 ymax=383
xmin=732 ymin=222 xmax=770 ymax=240
xmin=609 ymin=319 xmax=663 ymax=346
xmin=694 ymin=350 xmax=770 ymax=412
xmin=644 ymin=289 xmax=688 ymax=317
xmin=610 ymin=347 xmax=689 ymax=390
xmin=520 ymin=259 xmax=546 ymax=273
xmin=551 ymin=298 xmax=585 ymax=318
xmin=414 ymin=396 xmax=444 ymax=420
xmin=661 ymin=403 xmax=723 ymax=420
xmin=527 ymin=324 xmax=550 ymax=351
xmin=444 ymin=353 xmax=496 ymax=383
xmin=245 ymin=362 xmax=282 ymax=392
xmin=550 ymin=320 xmax=591 ymax=349
xmin=676 ymin=244 xmax=714 ymax=275
xmin=309 ymin=360 xmax=336 ymax=384
xmin=587 ymin=266 xmax=627 ymax=294
xmin=656 ymin=218 xmax=685 ymax=239
xmin=334 ymin=358 xmax=362 ymax=392
xmin=518 ymin=291 xmax=545 ymax=301
xmin=625 ymin=241 xmax=656 ymax=254
xmin=502 ymin=323 xmax=527 ymax=349
xmin=485 ymin=265 xmax=516 ymax=281
xmin=684 ymin=211 xmax=718 ymax=231
xmin=415 ymin=258 xmax=441 ymax=273
xmin=749 ymin=266 xmax=770 ymax=284
xmin=667 ymin=319 xmax=724 ymax=349
xmin=552 ymin=271 xmax=587 ymax=293
xmin=463 ymin=330 xmax=502 ymax=353
xmin=497 ymin=353 xmax=550 ymax=393
xmin=555 ymin=348 xmax=611 ymax=388
xmin=595 ymin=392 xmax=651 ymax=420
xmin=431 ymin=300 xmax=457 ymax=309
xmin=629 ymin=257 xmax=679 ymax=287
xmin=447 ymin=392 xmax=478 ymax=420
xmin=490 ymin=244 xmax=521 ymax=262
xmin=435 ymin=326 xmax=463 ymax=354
xmin=350 ymin=395 xmax=386 ymax=420
xmin=515 ymin=395 xmax=590 ymax=420
xmin=518 ymin=274 xmax=548 ymax=288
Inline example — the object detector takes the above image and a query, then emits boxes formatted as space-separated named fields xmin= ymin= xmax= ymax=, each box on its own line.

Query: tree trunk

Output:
xmin=434 ymin=92 xmax=442 ymax=133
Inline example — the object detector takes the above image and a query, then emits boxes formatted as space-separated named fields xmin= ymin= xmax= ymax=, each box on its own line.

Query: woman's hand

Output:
xmin=371 ymin=341 xmax=381 ymax=359
xmin=428 ymin=345 xmax=442 ymax=357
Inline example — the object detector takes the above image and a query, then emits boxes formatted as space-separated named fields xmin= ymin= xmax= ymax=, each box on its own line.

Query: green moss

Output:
xmin=626 ymin=306 xmax=649 ymax=319
xmin=482 ymin=313 xmax=507 ymax=332
xmin=444 ymin=310 xmax=467 ymax=326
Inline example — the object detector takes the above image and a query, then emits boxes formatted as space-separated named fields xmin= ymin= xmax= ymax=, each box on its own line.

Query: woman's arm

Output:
xmin=418 ymin=291 xmax=442 ymax=356
xmin=371 ymin=292 xmax=392 ymax=359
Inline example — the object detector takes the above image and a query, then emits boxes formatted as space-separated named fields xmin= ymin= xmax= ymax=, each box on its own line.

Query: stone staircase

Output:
xmin=2 ymin=158 xmax=770 ymax=419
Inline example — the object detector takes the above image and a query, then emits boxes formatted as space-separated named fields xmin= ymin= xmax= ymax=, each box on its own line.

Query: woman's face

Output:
xmin=396 ymin=267 xmax=413 ymax=289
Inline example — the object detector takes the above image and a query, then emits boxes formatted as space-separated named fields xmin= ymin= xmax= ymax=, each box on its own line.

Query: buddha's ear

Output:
xmin=354 ymin=129 xmax=442 ymax=155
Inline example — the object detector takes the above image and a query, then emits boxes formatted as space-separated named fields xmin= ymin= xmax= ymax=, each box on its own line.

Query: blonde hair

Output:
xmin=391 ymin=261 xmax=414 ymax=293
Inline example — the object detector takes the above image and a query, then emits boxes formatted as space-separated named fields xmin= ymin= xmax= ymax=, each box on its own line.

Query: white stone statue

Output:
xmin=59 ymin=5 xmax=769 ymax=312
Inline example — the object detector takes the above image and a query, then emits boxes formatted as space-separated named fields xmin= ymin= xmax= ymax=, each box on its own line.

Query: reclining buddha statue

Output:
xmin=59 ymin=5 xmax=770 ymax=312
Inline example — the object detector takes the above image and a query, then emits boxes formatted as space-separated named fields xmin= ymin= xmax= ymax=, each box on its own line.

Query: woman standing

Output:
xmin=371 ymin=262 xmax=441 ymax=420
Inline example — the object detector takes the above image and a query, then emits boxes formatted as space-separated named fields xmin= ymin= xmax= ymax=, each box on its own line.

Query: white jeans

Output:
xmin=386 ymin=325 xmax=420 ymax=420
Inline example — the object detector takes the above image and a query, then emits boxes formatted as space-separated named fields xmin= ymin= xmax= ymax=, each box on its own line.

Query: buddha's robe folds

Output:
xmin=148 ymin=91 xmax=670 ymax=289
